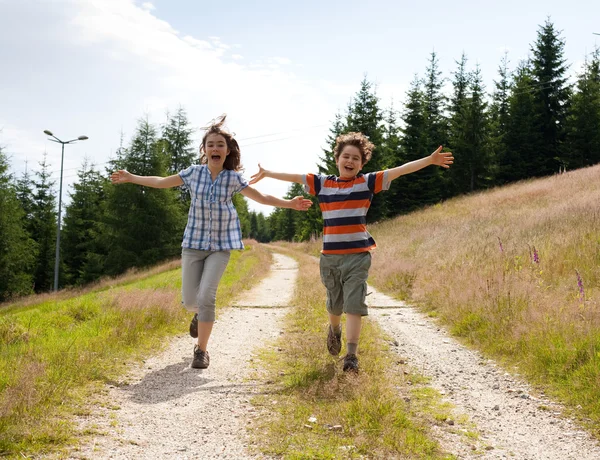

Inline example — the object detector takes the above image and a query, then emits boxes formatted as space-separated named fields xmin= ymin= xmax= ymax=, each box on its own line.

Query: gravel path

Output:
xmin=71 ymin=253 xmax=297 ymax=460
xmin=368 ymin=286 xmax=600 ymax=459
xmin=69 ymin=253 xmax=600 ymax=459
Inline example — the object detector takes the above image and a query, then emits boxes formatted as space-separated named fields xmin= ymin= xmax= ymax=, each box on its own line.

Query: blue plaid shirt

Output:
xmin=179 ymin=165 xmax=248 ymax=251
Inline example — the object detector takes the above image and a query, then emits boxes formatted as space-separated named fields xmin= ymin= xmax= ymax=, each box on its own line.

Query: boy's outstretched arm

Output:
xmin=249 ymin=164 xmax=304 ymax=185
xmin=111 ymin=169 xmax=184 ymax=188
xmin=241 ymin=186 xmax=312 ymax=211
xmin=387 ymin=146 xmax=453 ymax=182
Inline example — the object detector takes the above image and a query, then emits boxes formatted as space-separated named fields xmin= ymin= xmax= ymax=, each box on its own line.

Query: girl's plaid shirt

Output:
xmin=179 ymin=164 xmax=248 ymax=251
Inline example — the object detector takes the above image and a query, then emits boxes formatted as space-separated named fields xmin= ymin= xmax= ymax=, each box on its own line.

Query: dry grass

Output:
xmin=362 ymin=165 xmax=600 ymax=433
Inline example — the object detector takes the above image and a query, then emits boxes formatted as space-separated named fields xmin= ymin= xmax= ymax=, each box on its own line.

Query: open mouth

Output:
xmin=210 ymin=155 xmax=221 ymax=161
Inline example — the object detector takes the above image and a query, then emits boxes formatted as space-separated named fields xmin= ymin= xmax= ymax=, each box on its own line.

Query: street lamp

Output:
xmin=43 ymin=130 xmax=89 ymax=291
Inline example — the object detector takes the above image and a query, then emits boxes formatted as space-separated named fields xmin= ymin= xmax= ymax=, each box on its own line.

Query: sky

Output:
xmin=1 ymin=0 xmax=599 ymax=214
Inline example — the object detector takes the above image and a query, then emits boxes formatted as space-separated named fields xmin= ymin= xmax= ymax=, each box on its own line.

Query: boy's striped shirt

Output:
xmin=303 ymin=171 xmax=390 ymax=254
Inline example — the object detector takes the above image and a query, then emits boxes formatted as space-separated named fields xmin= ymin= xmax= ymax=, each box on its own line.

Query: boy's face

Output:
xmin=204 ymin=133 xmax=230 ymax=169
xmin=336 ymin=145 xmax=363 ymax=179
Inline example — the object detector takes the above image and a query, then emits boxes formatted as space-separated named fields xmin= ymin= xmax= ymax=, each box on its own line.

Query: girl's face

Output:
xmin=336 ymin=145 xmax=363 ymax=179
xmin=204 ymin=133 xmax=230 ymax=170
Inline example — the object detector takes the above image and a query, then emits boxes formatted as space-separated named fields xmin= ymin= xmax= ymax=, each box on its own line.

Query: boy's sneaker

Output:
xmin=189 ymin=313 xmax=198 ymax=338
xmin=327 ymin=325 xmax=342 ymax=356
xmin=342 ymin=353 xmax=359 ymax=373
xmin=191 ymin=346 xmax=210 ymax=369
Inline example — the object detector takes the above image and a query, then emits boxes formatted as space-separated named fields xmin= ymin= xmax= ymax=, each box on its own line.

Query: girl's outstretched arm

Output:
xmin=241 ymin=186 xmax=312 ymax=211
xmin=110 ymin=170 xmax=184 ymax=188
xmin=249 ymin=164 xmax=304 ymax=185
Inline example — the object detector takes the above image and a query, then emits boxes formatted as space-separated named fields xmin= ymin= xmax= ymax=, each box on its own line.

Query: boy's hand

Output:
xmin=290 ymin=196 xmax=312 ymax=211
xmin=249 ymin=163 xmax=267 ymax=185
xmin=430 ymin=146 xmax=454 ymax=168
xmin=111 ymin=169 xmax=133 ymax=184
xmin=248 ymin=163 xmax=268 ymax=185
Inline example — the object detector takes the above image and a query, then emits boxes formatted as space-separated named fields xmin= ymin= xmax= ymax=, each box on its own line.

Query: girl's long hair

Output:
xmin=200 ymin=114 xmax=242 ymax=171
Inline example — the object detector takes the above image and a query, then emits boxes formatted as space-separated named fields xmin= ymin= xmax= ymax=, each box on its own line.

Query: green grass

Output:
xmin=251 ymin=250 xmax=457 ymax=459
xmin=0 ymin=244 xmax=269 ymax=458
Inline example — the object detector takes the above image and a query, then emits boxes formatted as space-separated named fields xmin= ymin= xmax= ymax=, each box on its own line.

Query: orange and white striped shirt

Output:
xmin=303 ymin=171 xmax=390 ymax=254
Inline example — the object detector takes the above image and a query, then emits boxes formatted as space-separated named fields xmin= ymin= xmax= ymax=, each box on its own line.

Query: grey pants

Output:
xmin=181 ymin=248 xmax=231 ymax=322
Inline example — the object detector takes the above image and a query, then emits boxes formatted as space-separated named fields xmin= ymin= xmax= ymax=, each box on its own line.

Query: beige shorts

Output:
xmin=319 ymin=251 xmax=372 ymax=316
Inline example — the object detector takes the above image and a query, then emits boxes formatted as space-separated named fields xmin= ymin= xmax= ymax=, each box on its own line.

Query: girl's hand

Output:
xmin=430 ymin=146 xmax=454 ymax=168
xmin=111 ymin=169 xmax=133 ymax=184
xmin=249 ymin=163 xmax=267 ymax=185
xmin=290 ymin=196 xmax=312 ymax=211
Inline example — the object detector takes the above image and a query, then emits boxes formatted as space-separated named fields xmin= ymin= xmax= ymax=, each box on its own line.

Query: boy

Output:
xmin=249 ymin=132 xmax=453 ymax=372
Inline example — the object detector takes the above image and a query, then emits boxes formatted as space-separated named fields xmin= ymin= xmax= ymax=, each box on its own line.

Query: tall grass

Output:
xmin=0 ymin=242 xmax=270 ymax=457
xmin=363 ymin=166 xmax=600 ymax=434
xmin=252 ymin=249 xmax=454 ymax=459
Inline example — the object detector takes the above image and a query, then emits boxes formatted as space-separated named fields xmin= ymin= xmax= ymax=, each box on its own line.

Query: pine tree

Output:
xmin=462 ymin=65 xmax=492 ymax=191
xmin=505 ymin=62 xmax=539 ymax=181
xmin=318 ymin=112 xmax=346 ymax=175
xmin=103 ymin=117 xmax=186 ymax=275
xmin=345 ymin=77 xmax=388 ymax=222
xmin=490 ymin=52 xmax=512 ymax=184
xmin=420 ymin=51 xmax=448 ymax=201
xmin=530 ymin=18 xmax=572 ymax=175
xmin=423 ymin=51 xmax=449 ymax=150
xmin=566 ymin=47 xmax=600 ymax=168
xmin=15 ymin=162 xmax=36 ymax=227
xmin=395 ymin=76 xmax=430 ymax=213
xmin=160 ymin=106 xmax=196 ymax=203
xmin=30 ymin=155 xmax=57 ymax=292
xmin=161 ymin=106 xmax=196 ymax=174
xmin=61 ymin=161 xmax=107 ymax=285
xmin=447 ymin=53 xmax=471 ymax=194
xmin=381 ymin=103 xmax=404 ymax=217
xmin=0 ymin=146 xmax=36 ymax=300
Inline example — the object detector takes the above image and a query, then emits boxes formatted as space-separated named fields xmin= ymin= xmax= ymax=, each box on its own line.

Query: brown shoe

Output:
xmin=189 ymin=313 xmax=198 ymax=338
xmin=327 ymin=325 xmax=342 ymax=356
xmin=192 ymin=346 xmax=209 ymax=369
xmin=342 ymin=353 xmax=359 ymax=373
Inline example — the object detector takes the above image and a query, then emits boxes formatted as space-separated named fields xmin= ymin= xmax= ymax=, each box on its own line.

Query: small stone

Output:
xmin=446 ymin=419 xmax=455 ymax=426
xmin=493 ymin=405 xmax=500 ymax=411
xmin=308 ymin=416 xmax=317 ymax=423
xmin=330 ymin=425 xmax=343 ymax=431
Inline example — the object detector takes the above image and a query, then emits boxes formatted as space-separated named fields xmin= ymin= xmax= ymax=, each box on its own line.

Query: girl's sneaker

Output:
xmin=192 ymin=346 xmax=210 ymax=369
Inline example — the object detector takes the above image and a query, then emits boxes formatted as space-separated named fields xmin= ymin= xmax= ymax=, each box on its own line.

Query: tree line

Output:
xmin=1 ymin=19 xmax=599 ymax=301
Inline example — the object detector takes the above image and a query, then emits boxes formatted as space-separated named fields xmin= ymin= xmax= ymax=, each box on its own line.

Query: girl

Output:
xmin=111 ymin=115 xmax=311 ymax=369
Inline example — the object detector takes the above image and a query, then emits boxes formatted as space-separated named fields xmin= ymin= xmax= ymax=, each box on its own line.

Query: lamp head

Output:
xmin=78 ymin=135 xmax=89 ymax=141
xmin=43 ymin=130 xmax=53 ymax=136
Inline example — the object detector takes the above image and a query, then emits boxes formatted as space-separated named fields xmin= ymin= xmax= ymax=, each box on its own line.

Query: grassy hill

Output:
xmin=363 ymin=165 xmax=600 ymax=433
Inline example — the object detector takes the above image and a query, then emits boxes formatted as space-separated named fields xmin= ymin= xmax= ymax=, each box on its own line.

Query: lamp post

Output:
xmin=43 ymin=130 xmax=89 ymax=291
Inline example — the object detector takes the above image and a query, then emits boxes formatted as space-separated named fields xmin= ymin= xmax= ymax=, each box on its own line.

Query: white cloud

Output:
xmin=141 ymin=2 xmax=155 ymax=11
xmin=1 ymin=0 xmax=350 ymax=213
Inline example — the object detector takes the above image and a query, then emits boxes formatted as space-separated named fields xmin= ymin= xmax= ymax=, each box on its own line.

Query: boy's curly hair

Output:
xmin=200 ymin=114 xmax=242 ymax=171
xmin=333 ymin=132 xmax=374 ymax=165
